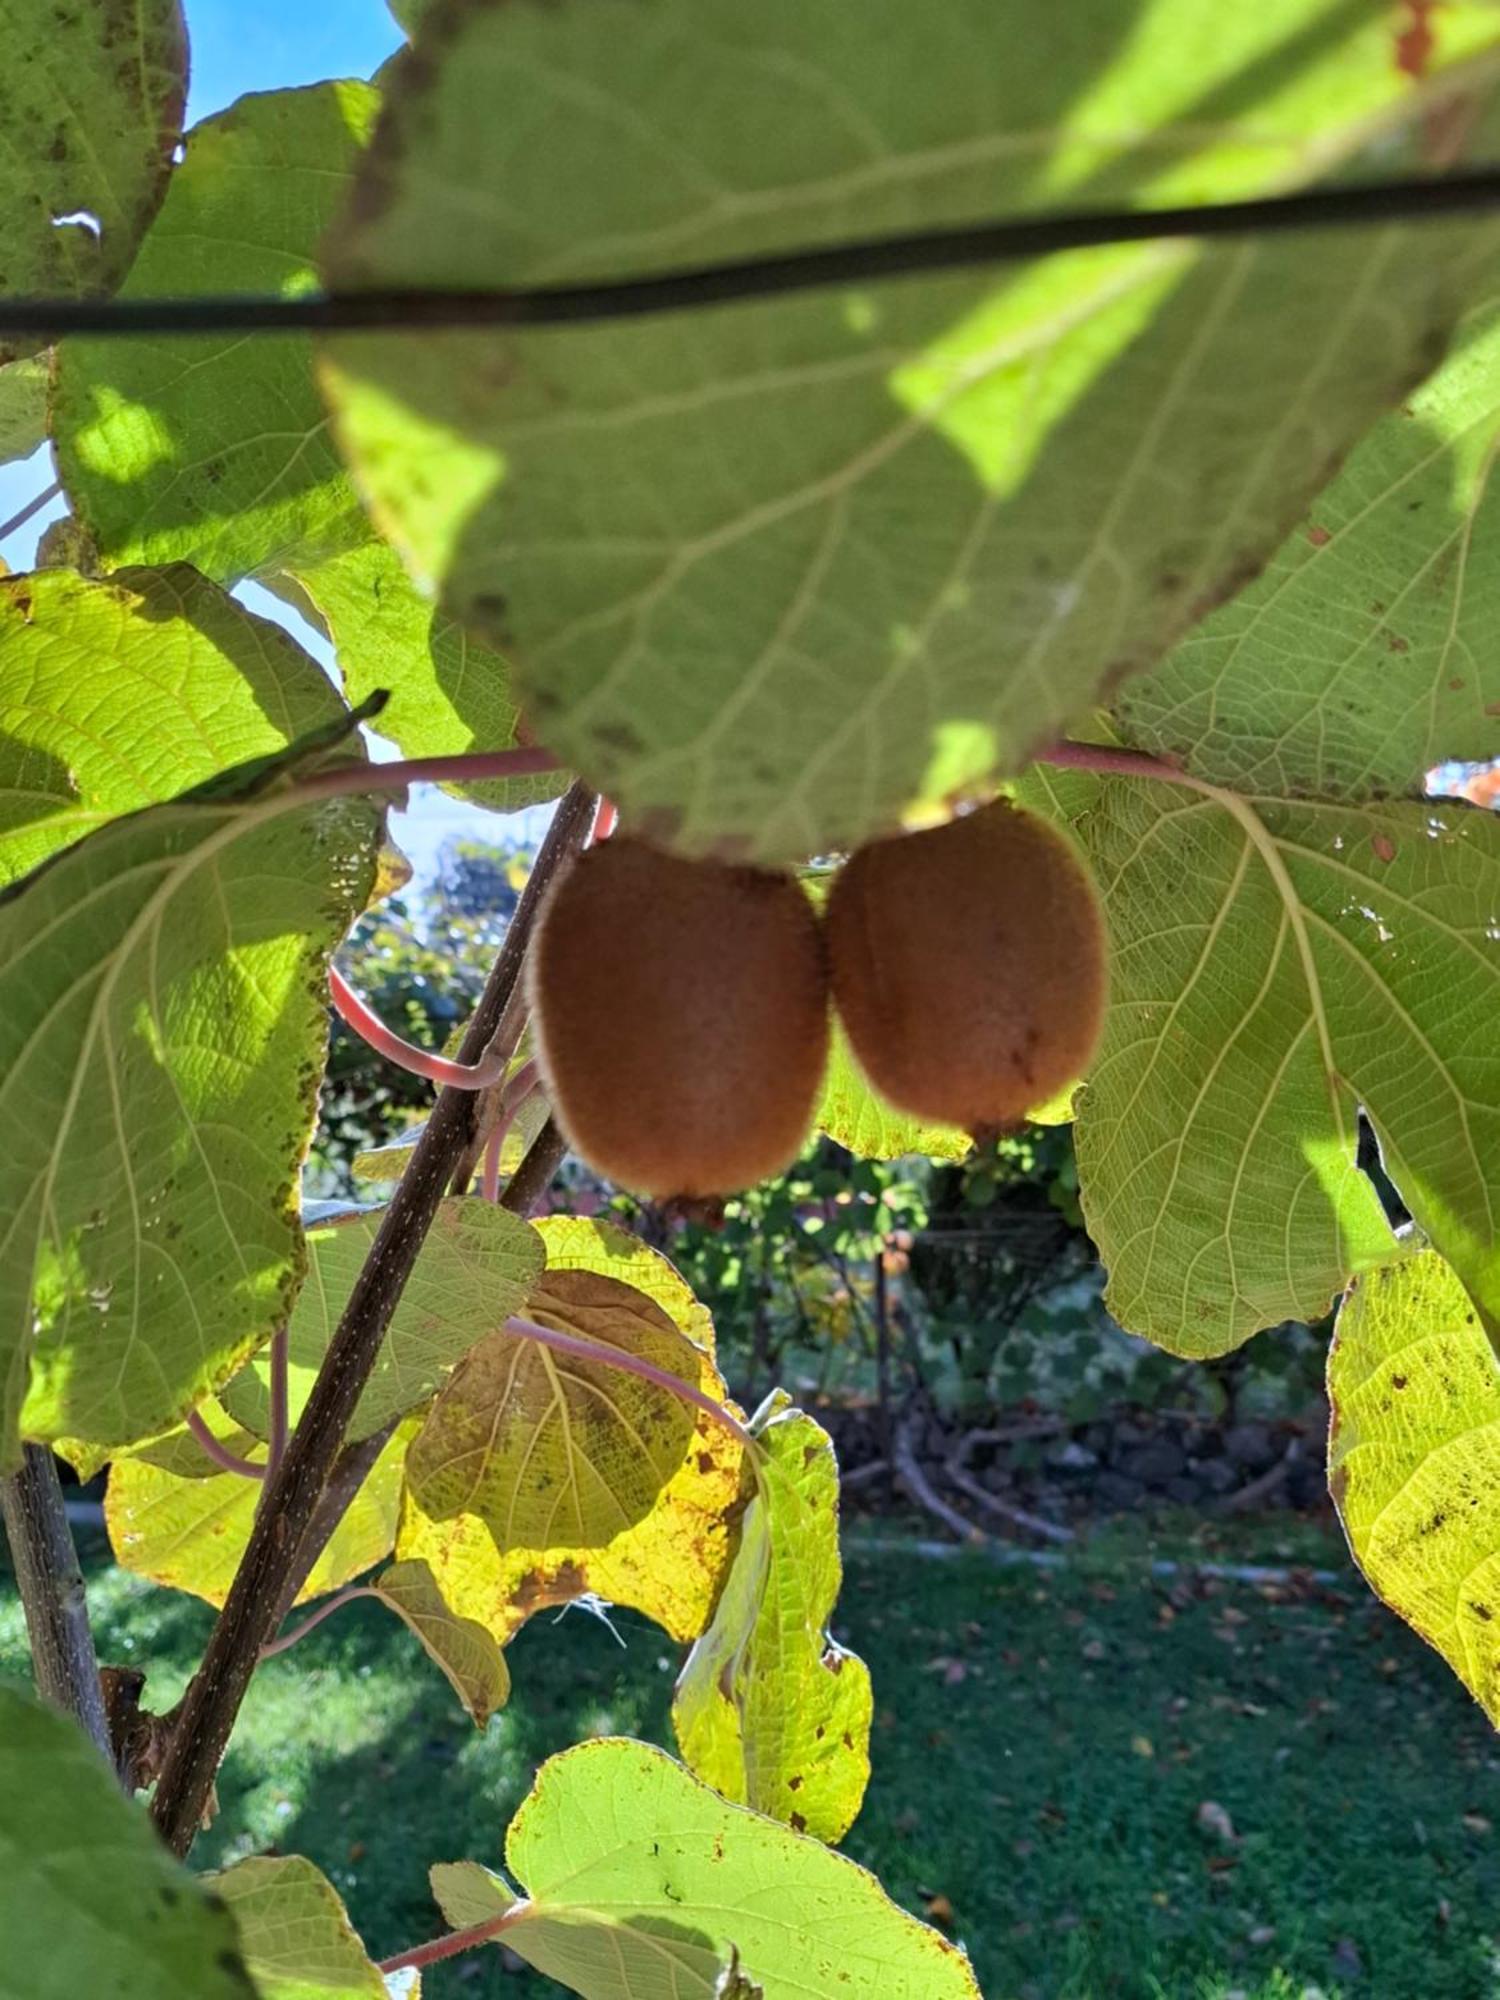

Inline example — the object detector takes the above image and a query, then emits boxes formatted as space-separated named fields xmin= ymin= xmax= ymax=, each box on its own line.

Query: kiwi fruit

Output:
xmin=529 ymin=834 xmax=829 ymax=1198
xmin=826 ymin=799 xmax=1107 ymax=1134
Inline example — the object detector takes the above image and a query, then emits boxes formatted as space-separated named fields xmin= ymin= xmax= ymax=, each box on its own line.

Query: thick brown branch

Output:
xmin=148 ymin=781 xmax=597 ymax=1853
xmin=271 ymin=1422 xmax=400 ymax=1626
xmin=0 ymin=1445 xmax=114 ymax=1771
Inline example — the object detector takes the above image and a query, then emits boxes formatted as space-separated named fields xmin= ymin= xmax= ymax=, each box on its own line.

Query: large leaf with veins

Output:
xmin=322 ymin=0 xmax=1500 ymax=860
xmin=1120 ymin=296 xmax=1500 ymax=796
xmin=432 ymin=1744 xmax=988 ymax=1992
xmin=429 ymin=1739 xmax=981 ymax=1999
xmin=0 ymin=772 xmax=378 ymax=1466
xmin=1023 ymin=767 xmax=1500 ymax=1354
xmin=0 ymin=564 xmax=349 ymax=886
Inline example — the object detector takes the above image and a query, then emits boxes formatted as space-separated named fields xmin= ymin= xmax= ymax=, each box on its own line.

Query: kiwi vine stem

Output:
xmin=147 ymin=781 xmax=599 ymax=1856
xmin=184 ymin=1410 xmax=265 ymax=1481
xmin=0 ymin=1445 xmax=115 ymax=1774
xmin=0 ymin=479 xmax=61 ymax=544
xmin=265 ymin=1330 xmax=290 ymax=1481
xmin=329 ymin=964 xmax=514 ymax=1089
xmin=287 ymin=737 xmax=1196 ymax=827
xmin=7 ymin=164 xmax=1500 ymax=341
xmin=496 ymin=1113 xmax=570 ymax=1216
xmin=377 ymin=1912 xmax=518 ymax=1977
xmin=259 ymin=1585 xmax=379 ymax=1660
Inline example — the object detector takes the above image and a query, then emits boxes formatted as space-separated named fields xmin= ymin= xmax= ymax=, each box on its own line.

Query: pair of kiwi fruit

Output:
xmin=529 ymin=800 xmax=1108 ymax=1200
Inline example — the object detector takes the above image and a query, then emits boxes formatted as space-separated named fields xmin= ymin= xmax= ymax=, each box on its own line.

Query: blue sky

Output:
xmin=2 ymin=0 xmax=552 ymax=884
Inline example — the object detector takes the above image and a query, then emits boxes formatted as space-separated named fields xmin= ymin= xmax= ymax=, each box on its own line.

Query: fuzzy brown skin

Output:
xmin=529 ymin=836 xmax=830 ymax=1198
xmin=827 ymin=800 xmax=1107 ymax=1132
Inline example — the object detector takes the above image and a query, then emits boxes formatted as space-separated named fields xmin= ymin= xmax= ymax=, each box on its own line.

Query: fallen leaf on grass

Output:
xmin=1195 ymin=1800 xmax=1239 ymax=1844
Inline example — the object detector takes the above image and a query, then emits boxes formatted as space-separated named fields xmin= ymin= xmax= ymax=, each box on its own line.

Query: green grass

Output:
xmin=5 ymin=1515 xmax=1500 ymax=2000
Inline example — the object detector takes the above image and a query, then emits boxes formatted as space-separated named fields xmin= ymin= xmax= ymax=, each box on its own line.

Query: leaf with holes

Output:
xmin=0 ymin=564 xmax=349 ymax=885
xmin=212 ymin=1855 xmax=387 ymax=2000
xmin=674 ymin=1400 xmax=872 ymax=1843
xmin=400 ymin=1220 xmax=743 ymax=1642
xmin=106 ymin=1417 xmax=412 ymax=1608
xmin=1120 ymin=297 xmax=1500 ymax=795
xmin=0 ymin=0 xmax=186 ymax=362
xmin=0 ymin=1684 xmax=256 ymax=2000
xmin=372 ymin=1559 xmax=510 ymax=1726
xmin=1023 ymin=767 xmax=1500 ymax=1354
xmin=51 ymin=83 xmax=551 ymax=814
xmin=0 ymin=755 xmax=379 ymax=1466
xmin=1329 ymin=1246 xmax=1500 ymax=1721
xmin=428 ymin=1738 xmax=981 ymax=1998
xmin=321 ymin=0 xmax=1500 ymax=862
xmin=220 ymin=1197 xmax=544 ymax=1444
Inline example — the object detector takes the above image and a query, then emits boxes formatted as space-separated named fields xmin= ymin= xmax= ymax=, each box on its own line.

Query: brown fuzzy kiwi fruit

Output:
xmin=826 ymin=799 xmax=1107 ymax=1134
xmin=529 ymin=834 xmax=829 ymax=1199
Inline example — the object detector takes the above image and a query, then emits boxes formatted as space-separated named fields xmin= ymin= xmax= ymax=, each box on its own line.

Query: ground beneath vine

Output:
xmin=2 ymin=1513 xmax=1495 ymax=2000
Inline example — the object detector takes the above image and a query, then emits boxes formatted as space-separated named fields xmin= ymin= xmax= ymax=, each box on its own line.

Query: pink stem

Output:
xmin=504 ymin=1315 xmax=753 ymax=1449
xmin=480 ymin=1062 xmax=541 ymax=1199
xmin=266 ymin=1329 xmax=290 ymax=1478
xmin=502 ymin=1059 xmax=538 ymax=1111
xmin=185 ymin=1410 xmax=265 ymax=1482
xmin=329 ymin=966 xmax=512 ymax=1090
xmin=279 ymin=736 xmax=1197 ymax=826
xmin=377 ymin=1912 xmax=519 ymax=1976
xmin=592 ymin=797 xmax=617 ymax=841
xmin=258 ymin=1585 xmax=378 ymax=1660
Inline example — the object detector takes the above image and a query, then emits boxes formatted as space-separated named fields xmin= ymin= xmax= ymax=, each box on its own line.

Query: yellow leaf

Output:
xmin=673 ymin=1400 xmax=872 ymax=1842
xmin=372 ymin=1558 xmax=510 ymax=1727
xmin=1329 ymin=1246 xmax=1500 ymax=1721
xmin=399 ymin=1220 xmax=744 ymax=1642
xmin=535 ymin=1213 xmax=716 ymax=1357
xmin=106 ymin=1419 xmax=414 ymax=1608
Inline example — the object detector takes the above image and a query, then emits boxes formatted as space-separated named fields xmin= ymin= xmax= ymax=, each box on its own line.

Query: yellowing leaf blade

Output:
xmin=107 ymin=1418 xmax=412 ymax=1608
xmin=674 ymin=1403 xmax=872 ymax=1843
xmin=1329 ymin=1245 xmax=1500 ymax=1721
xmin=373 ymin=1559 xmax=510 ymax=1727
xmin=400 ymin=1221 xmax=743 ymax=1642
